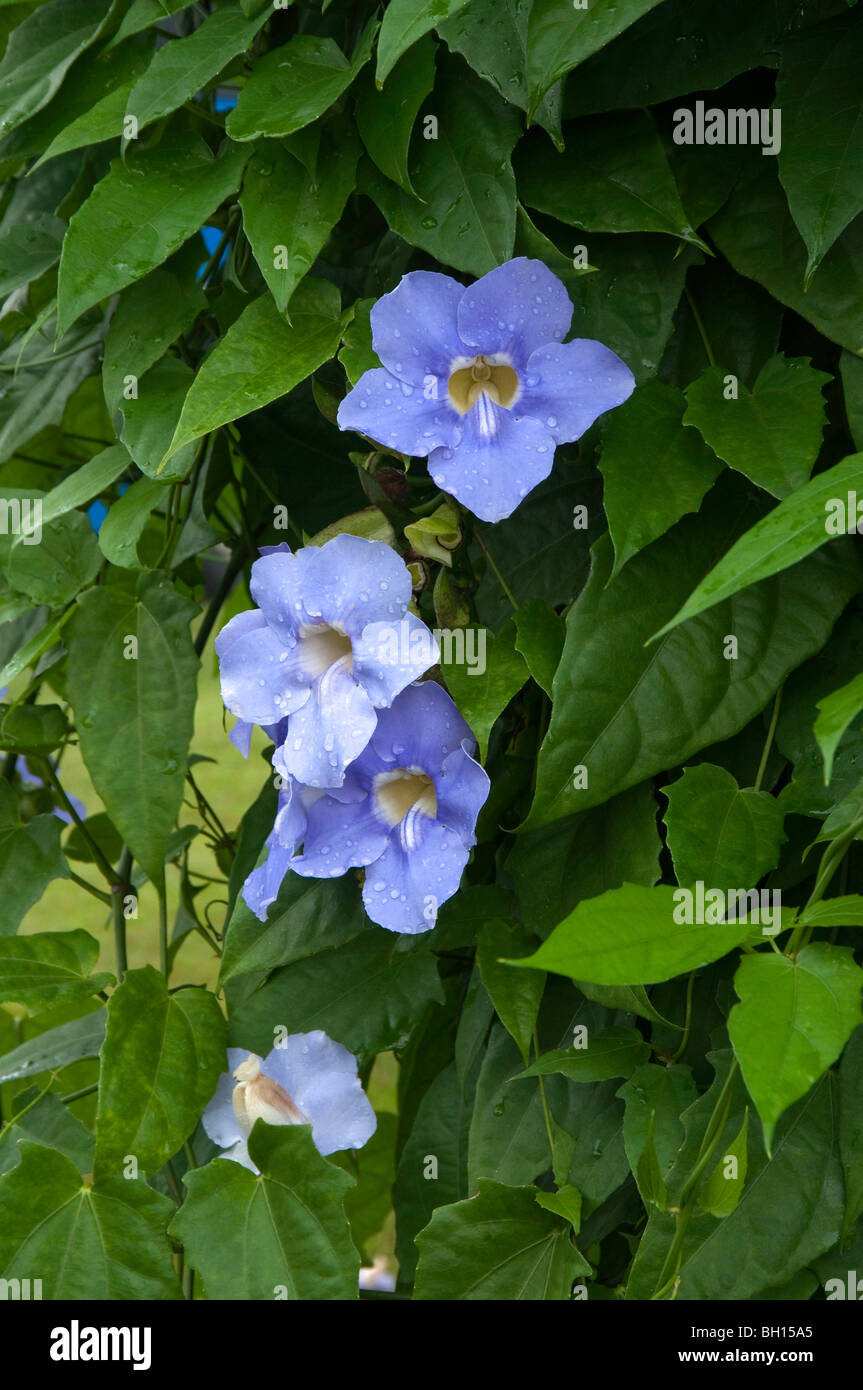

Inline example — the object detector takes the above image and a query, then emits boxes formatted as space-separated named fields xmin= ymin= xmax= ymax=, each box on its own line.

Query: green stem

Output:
xmin=62 ymin=1082 xmax=99 ymax=1105
xmin=670 ymin=971 xmax=695 ymax=1063
xmin=684 ymin=286 xmax=716 ymax=368
xmin=754 ymin=686 xmax=782 ymax=792
xmin=69 ymin=870 xmax=113 ymax=907
xmin=194 ymin=543 xmax=249 ymax=656
xmin=158 ymin=877 xmax=169 ymax=978
xmin=36 ymin=758 xmax=118 ymax=890
xmin=113 ymin=847 xmax=132 ymax=980
xmin=475 ymin=531 xmax=518 ymax=611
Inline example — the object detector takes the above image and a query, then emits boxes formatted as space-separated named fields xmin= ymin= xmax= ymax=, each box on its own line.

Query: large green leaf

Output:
xmin=0 ymin=0 xmax=115 ymax=137
xmin=170 ymin=1122 xmax=358 ymax=1300
xmin=525 ymin=0 xmax=667 ymax=113
xmin=683 ymin=356 xmax=830 ymax=499
xmin=7 ymin=509 xmax=102 ymax=605
xmin=0 ymin=1009 xmax=105 ymax=1083
xmin=0 ymin=931 xmax=111 ymax=1013
xmin=393 ymin=1060 xmax=472 ymax=1282
xmin=414 ymin=1178 xmax=586 ymax=1299
xmin=598 ymin=380 xmax=721 ymax=579
xmin=815 ymin=671 xmax=863 ymax=784
xmin=160 ymin=278 xmax=350 ymax=468
xmin=220 ymin=871 xmax=367 ymax=985
xmin=57 ymin=134 xmax=249 ymax=338
xmin=240 ymin=133 xmax=358 ymax=315
xmin=516 ymin=1026 xmax=650 ymax=1083
xmin=97 ymin=476 xmax=167 ymax=568
xmin=17 ymin=444 xmax=129 ymax=529
xmin=94 ymin=965 xmax=226 ymax=1181
xmin=354 ymin=35 xmax=436 ymax=197
xmin=516 ymin=111 xmax=704 ymax=247
xmin=0 ymin=1142 xmax=181 ymax=1298
xmin=509 ymin=884 xmax=755 ymax=987
xmin=376 ymin=0 xmax=466 ymax=84
xmin=0 ymin=318 xmax=102 ymax=466
xmin=362 ymin=60 xmax=520 ymax=277
xmin=663 ymin=763 xmax=787 ymax=890
xmin=66 ymin=572 xmax=199 ymax=883
xmin=728 ymin=944 xmax=863 ymax=1153
xmin=710 ymin=159 xmax=863 ymax=354
xmin=525 ymin=485 xmax=861 ymax=828
xmin=226 ymin=22 xmax=376 ymax=141
xmin=0 ymin=779 xmax=67 ymax=934
xmin=124 ymin=3 xmax=269 ymax=134
xmin=0 ymin=213 xmax=62 ymax=296
xmin=24 ymin=32 xmax=153 ymax=167
xmin=0 ymin=1089 xmax=93 ymax=1177
xmin=776 ymin=12 xmax=863 ymax=285
xmin=102 ymin=268 xmax=205 ymax=414
xmin=651 ymin=454 xmax=863 ymax=641
xmin=227 ymin=930 xmax=444 ymax=1057
xmin=476 ymin=919 xmax=544 ymax=1064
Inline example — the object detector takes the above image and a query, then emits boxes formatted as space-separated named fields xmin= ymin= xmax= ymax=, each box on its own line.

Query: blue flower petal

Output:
xmin=291 ymin=787 xmax=389 ymax=876
xmin=263 ymin=1033 xmax=376 ymax=1155
xmin=457 ymin=257 xmax=572 ymax=365
xmin=429 ymin=402 xmax=556 ymax=522
xmin=201 ymin=1047 xmax=249 ymax=1150
xmin=521 ymin=338 xmax=635 ymax=444
xmin=278 ymin=661 xmax=378 ymax=787
xmin=217 ymin=613 xmax=310 ymax=725
xmin=364 ymin=817 xmax=469 ymax=933
xmin=352 ymin=614 xmax=439 ymax=707
xmin=337 ymin=367 xmax=459 ymax=456
xmin=435 ymin=743 xmax=490 ymax=842
xmin=228 ymin=718 xmax=255 ymax=757
xmin=370 ymin=268 xmax=467 ymax=386
xmin=368 ymin=680 xmax=475 ymax=769
xmin=243 ymin=832 xmax=296 ymax=921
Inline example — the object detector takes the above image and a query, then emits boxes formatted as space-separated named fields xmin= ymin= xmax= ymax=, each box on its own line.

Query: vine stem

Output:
xmin=684 ymin=286 xmax=716 ymax=368
xmin=475 ymin=531 xmax=519 ymax=611
xmin=113 ymin=847 xmax=132 ymax=979
xmin=754 ymin=685 xmax=782 ymax=793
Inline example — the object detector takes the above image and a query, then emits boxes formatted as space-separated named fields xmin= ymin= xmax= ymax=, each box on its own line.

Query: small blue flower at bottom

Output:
xmin=337 ymin=256 xmax=635 ymax=523
xmin=258 ymin=680 xmax=490 ymax=934
xmin=202 ymin=1036 xmax=376 ymax=1172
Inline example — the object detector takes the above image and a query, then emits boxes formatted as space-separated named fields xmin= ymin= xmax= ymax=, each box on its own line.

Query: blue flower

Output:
xmin=201 ymin=1035 xmax=376 ymax=1172
xmin=279 ymin=680 xmax=490 ymax=934
xmin=337 ymin=257 xmax=635 ymax=523
xmin=242 ymin=777 xmax=320 ymax=921
xmin=216 ymin=534 xmax=437 ymax=787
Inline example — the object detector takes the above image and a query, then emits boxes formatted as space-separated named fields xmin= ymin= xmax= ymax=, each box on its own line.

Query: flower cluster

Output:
xmin=217 ymin=533 xmax=490 ymax=932
xmin=337 ymin=257 xmax=635 ymax=523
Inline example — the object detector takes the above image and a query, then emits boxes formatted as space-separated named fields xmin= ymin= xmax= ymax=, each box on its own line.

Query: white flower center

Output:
xmin=447 ymin=355 xmax=520 ymax=415
xmin=374 ymin=767 xmax=437 ymax=828
xmin=231 ymin=1052 xmax=306 ymax=1134
xmin=298 ymin=622 xmax=353 ymax=680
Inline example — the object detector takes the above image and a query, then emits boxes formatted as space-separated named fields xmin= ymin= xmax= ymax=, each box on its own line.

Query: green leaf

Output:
xmin=226 ymin=22 xmax=376 ymax=142
xmin=109 ymin=0 xmax=189 ymax=48
xmin=124 ymin=3 xmax=269 ymax=135
xmin=170 ymin=1122 xmax=358 ymax=1300
xmin=0 ymin=1009 xmax=105 ymax=1083
xmin=122 ymin=357 xmax=197 ymax=482
xmin=619 ymin=1061 xmax=697 ymax=1204
xmin=393 ymin=1061 xmax=472 ymax=1281
xmin=729 ymin=945 xmax=863 ymax=1153
xmin=815 ymin=672 xmax=863 ymax=784
xmin=160 ymin=278 xmax=349 ymax=469
xmin=509 ymin=884 xmax=755 ymax=987
xmin=0 ymin=931 xmax=111 ymax=1013
xmin=29 ymin=34 xmax=153 ymax=168
xmin=513 ymin=598 xmax=564 ymax=698
xmin=509 ymin=782 xmax=660 ymax=941
xmin=0 ymin=1143 xmax=181 ymax=1298
xmin=102 ymin=268 xmax=205 ymax=415
xmin=376 ymin=0 xmax=466 ymax=84
xmin=516 ymin=111 xmax=705 ymax=248
xmin=0 ymin=702 xmax=68 ymax=754
xmin=651 ymin=455 xmax=863 ymax=642
xmin=598 ymin=380 xmax=722 ymax=578
xmin=0 ymin=212 xmax=62 ymax=296
xmin=220 ymin=872 xmax=366 ymax=985
xmin=663 ymin=764 xmax=787 ymax=891
xmin=534 ymin=1183 xmax=586 ymax=1235
xmin=7 ymin=509 xmax=101 ymax=605
xmin=683 ymin=356 xmax=830 ymax=498
xmin=525 ymin=0 xmax=667 ymax=113
xmin=839 ymin=1026 xmax=863 ymax=1240
xmin=98 ymin=476 xmax=168 ymax=568
xmin=24 ymin=444 xmax=129 ymax=527
xmin=841 ymin=350 xmax=863 ymax=451
xmin=338 ymin=296 xmax=375 ymax=387
xmin=710 ymin=159 xmax=863 ymax=354
xmin=515 ymin=1026 xmax=650 ymax=1083
xmin=336 ymin=1111 xmax=397 ymax=1261
xmin=414 ymin=1178 xmax=587 ymax=1299
xmin=0 ymin=1089 xmax=93 ymax=1176
xmin=66 ymin=573 xmax=199 ymax=883
xmin=0 ymin=779 xmax=67 ymax=934
xmin=0 ymin=318 xmax=102 ymax=466
xmin=57 ymin=134 xmax=249 ymax=338
xmin=0 ymin=0 xmax=116 ymax=138
xmin=698 ymin=1109 xmax=749 ymax=1217
xmin=240 ymin=132 xmax=358 ymax=315
xmin=440 ymin=621 xmax=527 ymax=761
xmin=799 ymin=896 xmax=863 ymax=929
xmin=94 ymin=965 xmax=226 ymax=1181
xmin=361 ymin=59 xmax=520 ymax=277
xmin=526 ymin=488 xmax=861 ymax=827
xmin=355 ymin=35 xmax=436 ymax=196
xmin=476 ymin=919 xmax=544 ymax=1064
xmin=227 ymin=931 xmax=444 ymax=1057
xmin=776 ymin=11 xmax=863 ymax=285
xmin=635 ymin=1111 xmax=667 ymax=1210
